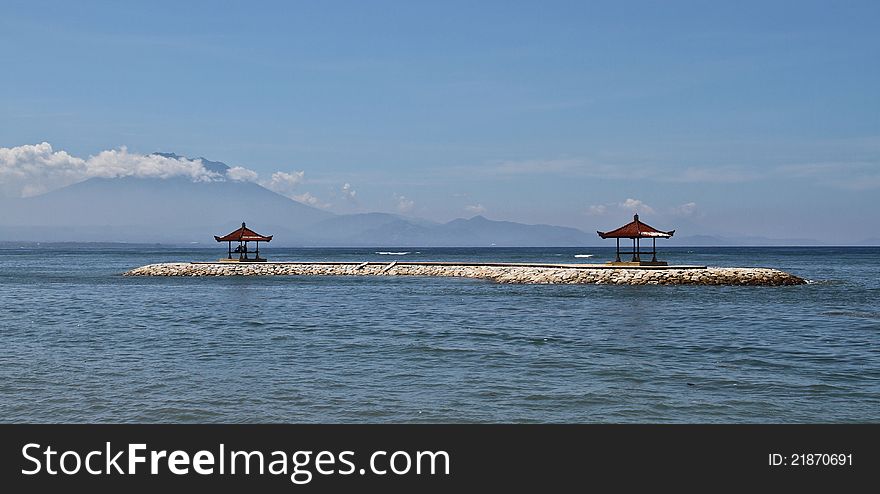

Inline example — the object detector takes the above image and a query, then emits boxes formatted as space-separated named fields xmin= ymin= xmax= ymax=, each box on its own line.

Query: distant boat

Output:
xmin=574 ymin=254 xmax=594 ymax=258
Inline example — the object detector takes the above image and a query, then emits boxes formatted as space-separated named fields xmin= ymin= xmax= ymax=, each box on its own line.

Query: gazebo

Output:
xmin=214 ymin=222 xmax=272 ymax=262
xmin=597 ymin=214 xmax=674 ymax=265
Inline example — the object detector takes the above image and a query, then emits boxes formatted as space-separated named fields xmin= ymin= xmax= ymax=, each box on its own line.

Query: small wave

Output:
xmin=375 ymin=251 xmax=410 ymax=255
xmin=822 ymin=310 xmax=880 ymax=320
xmin=806 ymin=279 xmax=845 ymax=285
xmin=574 ymin=254 xmax=594 ymax=258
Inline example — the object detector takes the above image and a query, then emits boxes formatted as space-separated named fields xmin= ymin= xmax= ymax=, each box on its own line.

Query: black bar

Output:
xmin=0 ymin=424 xmax=874 ymax=492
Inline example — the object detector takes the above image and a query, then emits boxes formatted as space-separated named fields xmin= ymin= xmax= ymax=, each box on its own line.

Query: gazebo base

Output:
xmin=606 ymin=261 xmax=668 ymax=267
xmin=218 ymin=258 xmax=268 ymax=263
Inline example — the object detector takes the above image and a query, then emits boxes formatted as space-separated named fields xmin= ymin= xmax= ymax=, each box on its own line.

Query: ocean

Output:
xmin=1 ymin=246 xmax=878 ymax=423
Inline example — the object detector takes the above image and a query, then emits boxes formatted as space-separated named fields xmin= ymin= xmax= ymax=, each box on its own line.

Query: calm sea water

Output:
xmin=1 ymin=246 xmax=878 ymax=423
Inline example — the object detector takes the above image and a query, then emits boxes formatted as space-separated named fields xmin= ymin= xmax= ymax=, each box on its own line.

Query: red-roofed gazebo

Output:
xmin=215 ymin=222 xmax=272 ymax=262
xmin=598 ymin=214 xmax=674 ymax=265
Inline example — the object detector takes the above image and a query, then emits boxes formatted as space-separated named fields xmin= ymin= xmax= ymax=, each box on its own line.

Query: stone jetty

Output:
xmin=124 ymin=262 xmax=806 ymax=286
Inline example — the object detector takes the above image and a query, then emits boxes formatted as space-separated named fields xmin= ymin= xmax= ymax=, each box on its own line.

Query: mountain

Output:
xmin=293 ymin=214 xmax=597 ymax=246
xmin=0 ymin=166 xmax=834 ymax=246
xmin=296 ymin=213 xmax=433 ymax=245
xmin=0 ymin=148 xmax=608 ymax=245
xmin=13 ymin=152 xmax=819 ymax=246
xmin=0 ymin=177 xmax=601 ymax=245
xmin=0 ymin=161 xmax=600 ymax=245
xmin=0 ymin=176 xmax=332 ymax=243
xmin=430 ymin=215 xmax=595 ymax=246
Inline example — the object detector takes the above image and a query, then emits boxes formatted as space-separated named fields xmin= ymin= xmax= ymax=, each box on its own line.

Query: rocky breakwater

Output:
xmin=124 ymin=263 xmax=806 ymax=286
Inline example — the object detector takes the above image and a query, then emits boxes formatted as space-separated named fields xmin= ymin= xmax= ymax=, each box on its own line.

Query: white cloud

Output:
xmin=394 ymin=194 xmax=414 ymax=213
xmin=263 ymin=170 xmax=330 ymax=209
xmin=0 ymin=142 xmax=86 ymax=197
xmin=465 ymin=203 xmax=486 ymax=214
xmin=292 ymin=191 xmax=331 ymax=209
xmin=672 ymin=202 xmax=698 ymax=216
xmin=668 ymin=166 xmax=756 ymax=184
xmin=619 ymin=198 xmax=656 ymax=215
xmin=586 ymin=204 xmax=607 ymax=216
xmin=0 ymin=142 xmax=221 ymax=197
xmin=263 ymin=171 xmax=305 ymax=197
xmin=86 ymin=147 xmax=219 ymax=182
xmin=0 ymin=143 xmax=358 ymax=212
xmin=226 ymin=166 xmax=259 ymax=182
xmin=341 ymin=182 xmax=357 ymax=201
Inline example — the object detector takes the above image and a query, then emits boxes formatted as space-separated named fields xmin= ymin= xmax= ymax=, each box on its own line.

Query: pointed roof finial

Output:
xmin=633 ymin=213 xmax=639 ymax=221
xmin=242 ymin=222 xmax=246 ymax=228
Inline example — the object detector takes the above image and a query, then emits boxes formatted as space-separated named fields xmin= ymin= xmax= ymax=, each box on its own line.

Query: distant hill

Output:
xmin=428 ymin=215 xmax=595 ymax=247
xmin=0 ymin=152 xmax=602 ymax=245
xmin=296 ymin=214 xmax=597 ymax=246
xmin=0 ymin=176 xmax=332 ymax=243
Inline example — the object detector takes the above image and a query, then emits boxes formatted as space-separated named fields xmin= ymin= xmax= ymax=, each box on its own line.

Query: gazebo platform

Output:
xmin=606 ymin=260 xmax=669 ymax=267
xmin=218 ymin=258 xmax=268 ymax=263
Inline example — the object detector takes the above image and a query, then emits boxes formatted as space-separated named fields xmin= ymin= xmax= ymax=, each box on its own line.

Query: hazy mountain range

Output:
xmin=0 ymin=154 xmax=598 ymax=246
xmin=0 ymin=154 xmax=871 ymax=246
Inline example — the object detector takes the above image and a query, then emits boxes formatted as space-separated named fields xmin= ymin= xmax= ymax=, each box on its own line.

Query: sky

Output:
xmin=1 ymin=0 xmax=878 ymax=242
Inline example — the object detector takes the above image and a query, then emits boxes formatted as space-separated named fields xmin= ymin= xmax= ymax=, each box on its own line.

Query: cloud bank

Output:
xmin=226 ymin=166 xmax=259 ymax=182
xmin=0 ymin=142 xmax=337 ymax=208
xmin=0 ymin=142 xmax=221 ymax=197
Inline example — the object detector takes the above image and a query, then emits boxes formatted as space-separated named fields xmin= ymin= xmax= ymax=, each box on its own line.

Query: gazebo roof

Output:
xmin=597 ymin=214 xmax=674 ymax=239
xmin=214 ymin=222 xmax=273 ymax=242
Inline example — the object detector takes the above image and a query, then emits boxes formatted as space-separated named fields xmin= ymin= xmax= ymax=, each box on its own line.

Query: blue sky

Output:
xmin=1 ymin=0 xmax=878 ymax=241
